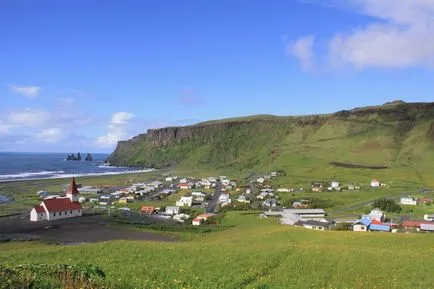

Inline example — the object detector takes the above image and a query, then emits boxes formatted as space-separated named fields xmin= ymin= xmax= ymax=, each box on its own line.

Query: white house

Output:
xmin=218 ymin=193 xmax=232 ymax=206
xmin=370 ymin=179 xmax=380 ymax=187
xmin=150 ymin=181 xmax=163 ymax=188
xmin=173 ymin=213 xmax=190 ymax=222
xmin=191 ymin=192 xmax=206 ymax=197
xmin=331 ymin=181 xmax=340 ymax=189
xmin=165 ymin=177 xmax=173 ymax=182
xmin=256 ymin=177 xmax=265 ymax=184
xmin=256 ymin=192 xmax=269 ymax=200
xmin=400 ymin=196 xmax=418 ymax=205
xmin=237 ymin=195 xmax=250 ymax=204
xmin=424 ymin=214 xmax=434 ymax=221
xmin=165 ymin=206 xmax=180 ymax=215
xmin=176 ymin=196 xmax=193 ymax=207
xmin=365 ymin=208 xmax=385 ymax=222
xmin=179 ymin=178 xmax=188 ymax=184
xmin=30 ymin=177 xmax=82 ymax=222
xmin=277 ymin=188 xmax=291 ymax=193
xmin=221 ymin=179 xmax=231 ymax=186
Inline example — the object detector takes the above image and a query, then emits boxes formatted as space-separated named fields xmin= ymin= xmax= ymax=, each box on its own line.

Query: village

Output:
xmin=30 ymin=171 xmax=434 ymax=234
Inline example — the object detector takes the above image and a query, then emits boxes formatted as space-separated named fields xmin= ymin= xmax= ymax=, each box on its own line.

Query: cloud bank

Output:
xmin=290 ymin=0 xmax=434 ymax=70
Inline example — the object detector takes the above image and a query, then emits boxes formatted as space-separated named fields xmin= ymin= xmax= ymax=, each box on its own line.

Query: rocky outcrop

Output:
xmin=85 ymin=153 xmax=93 ymax=161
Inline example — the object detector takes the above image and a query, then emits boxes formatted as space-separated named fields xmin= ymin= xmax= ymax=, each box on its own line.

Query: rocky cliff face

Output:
xmin=107 ymin=102 xmax=434 ymax=171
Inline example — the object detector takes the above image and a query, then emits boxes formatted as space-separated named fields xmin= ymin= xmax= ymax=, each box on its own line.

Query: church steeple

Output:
xmin=66 ymin=177 xmax=79 ymax=202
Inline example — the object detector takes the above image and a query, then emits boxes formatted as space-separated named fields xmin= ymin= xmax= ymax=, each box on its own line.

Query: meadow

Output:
xmin=1 ymin=212 xmax=433 ymax=289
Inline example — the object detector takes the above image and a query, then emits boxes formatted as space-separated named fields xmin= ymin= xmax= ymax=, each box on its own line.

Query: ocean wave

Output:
xmin=0 ymin=168 xmax=156 ymax=182
xmin=97 ymin=165 xmax=128 ymax=169
xmin=0 ymin=170 xmax=65 ymax=180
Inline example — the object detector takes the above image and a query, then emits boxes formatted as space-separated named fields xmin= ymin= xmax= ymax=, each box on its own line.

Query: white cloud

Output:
xmin=287 ymin=35 xmax=316 ymax=72
xmin=6 ymin=108 xmax=51 ymax=127
xmin=291 ymin=0 xmax=434 ymax=70
xmin=96 ymin=112 xmax=135 ymax=148
xmin=37 ymin=128 xmax=63 ymax=143
xmin=9 ymin=85 xmax=41 ymax=98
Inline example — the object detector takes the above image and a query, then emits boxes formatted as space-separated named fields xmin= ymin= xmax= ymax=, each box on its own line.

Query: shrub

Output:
xmin=0 ymin=263 xmax=107 ymax=289
xmin=372 ymin=198 xmax=402 ymax=213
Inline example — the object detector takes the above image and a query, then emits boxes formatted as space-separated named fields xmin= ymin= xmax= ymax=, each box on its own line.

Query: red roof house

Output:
xmin=141 ymin=206 xmax=156 ymax=214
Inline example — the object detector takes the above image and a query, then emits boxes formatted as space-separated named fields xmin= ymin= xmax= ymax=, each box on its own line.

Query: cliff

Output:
xmin=107 ymin=102 xmax=434 ymax=178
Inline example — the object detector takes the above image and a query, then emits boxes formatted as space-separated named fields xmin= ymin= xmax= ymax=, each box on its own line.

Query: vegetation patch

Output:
xmin=0 ymin=263 xmax=106 ymax=289
xmin=330 ymin=162 xmax=389 ymax=169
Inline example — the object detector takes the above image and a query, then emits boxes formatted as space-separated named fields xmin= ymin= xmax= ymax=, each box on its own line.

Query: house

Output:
xmin=176 ymin=196 xmax=193 ymax=207
xmin=256 ymin=177 xmax=265 ymax=184
xmin=165 ymin=206 xmax=180 ymax=215
xmin=191 ymin=192 xmax=206 ymax=197
xmin=150 ymin=181 xmax=163 ymax=188
xmin=295 ymin=220 xmax=330 ymax=231
xmin=173 ymin=213 xmax=190 ymax=222
xmin=402 ymin=220 xmax=434 ymax=229
xmin=365 ymin=208 xmax=385 ymax=222
xmin=282 ymin=209 xmax=326 ymax=219
xmin=36 ymin=190 xmax=49 ymax=199
xmin=370 ymin=179 xmax=380 ymax=187
xmin=352 ymin=217 xmax=372 ymax=232
xmin=192 ymin=218 xmax=203 ymax=226
xmin=420 ymin=223 xmax=434 ymax=232
xmin=421 ymin=198 xmax=433 ymax=204
xmin=331 ymin=181 xmax=340 ymax=189
xmin=237 ymin=195 xmax=250 ymax=204
xmin=221 ymin=179 xmax=231 ymax=186
xmin=400 ymin=196 xmax=418 ymax=205
xmin=292 ymin=201 xmax=309 ymax=209
xmin=277 ymin=188 xmax=292 ymax=193
xmin=311 ymin=183 xmax=323 ymax=192
xmin=165 ymin=177 xmax=173 ymax=182
xmin=347 ymin=184 xmax=361 ymax=190
xmin=263 ymin=198 xmax=278 ymax=207
xmin=218 ymin=194 xmax=231 ymax=206
xmin=178 ymin=183 xmax=190 ymax=190
xmin=423 ymin=214 xmax=434 ymax=221
xmin=179 ymin=178 xmax=188 ymax=184
xmin=30 ymin=177 xmax=82 ymax=222
xmin=271 ymin=171 xmax=277 ymax=177
xmin=256 ymin=192 xmax=269 ymax=200
xmin=192 ymin=213 xmax=215 ymax=225
xmin=141 ymin=206 xmax=156 ymax=214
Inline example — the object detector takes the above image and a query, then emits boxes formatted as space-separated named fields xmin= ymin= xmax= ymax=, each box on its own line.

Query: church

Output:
xmin=30 ymin=177 xmax=83 ymax=222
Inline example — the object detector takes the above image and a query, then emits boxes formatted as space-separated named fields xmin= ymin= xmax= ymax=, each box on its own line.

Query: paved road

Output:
xmin=206 ymin=181 xmax=222 ymax=213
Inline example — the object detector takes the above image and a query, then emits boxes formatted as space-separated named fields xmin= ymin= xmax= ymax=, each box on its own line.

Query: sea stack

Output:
xmin=85 ymin=153 xmax=93 ymax=161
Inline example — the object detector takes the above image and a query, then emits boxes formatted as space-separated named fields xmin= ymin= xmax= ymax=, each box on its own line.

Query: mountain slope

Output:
xmin=108 ymin=102 xmax=434 ymax=184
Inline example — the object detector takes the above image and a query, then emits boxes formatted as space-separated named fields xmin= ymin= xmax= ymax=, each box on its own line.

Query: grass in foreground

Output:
xmin=1 ymin=212 xmax=433 ymax=289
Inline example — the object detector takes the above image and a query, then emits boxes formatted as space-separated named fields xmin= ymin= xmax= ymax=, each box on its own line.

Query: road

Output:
xmin=206 ymin=181 xmax=222 ymax=213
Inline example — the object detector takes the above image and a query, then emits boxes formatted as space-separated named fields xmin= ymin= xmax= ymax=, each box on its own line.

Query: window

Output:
xmin=53 ymin=213 xmax=56 ymax=216
xmin=59 ymin=212 xmax=62 ymax=216
xmin=70 ymin=210 xmax=72 ymax=214
xmin=40 ymin=214 xmax=43 ymax=217
xmin=361 ymin=226 xmax=365 ymax=230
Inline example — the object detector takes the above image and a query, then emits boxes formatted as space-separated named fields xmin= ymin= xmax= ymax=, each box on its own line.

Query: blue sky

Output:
xmin=1 ymin=0 xmax=433 ymax=153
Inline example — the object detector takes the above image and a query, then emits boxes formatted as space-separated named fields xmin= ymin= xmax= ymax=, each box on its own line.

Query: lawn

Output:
xmin=1 ymin=211 xmax=433 ymax=289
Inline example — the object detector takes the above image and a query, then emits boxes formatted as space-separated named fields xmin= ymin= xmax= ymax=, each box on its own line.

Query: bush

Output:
xmin=0 ymin=263 xmax=107 ymax=289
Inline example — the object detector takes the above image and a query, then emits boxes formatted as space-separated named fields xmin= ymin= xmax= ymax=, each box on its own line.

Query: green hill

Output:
xmin=108 ymin=102 xmax=434 ymax=186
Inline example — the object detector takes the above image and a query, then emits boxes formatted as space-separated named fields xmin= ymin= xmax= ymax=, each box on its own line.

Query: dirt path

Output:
xmin=0 ymin=214 xmax=177 ymax=244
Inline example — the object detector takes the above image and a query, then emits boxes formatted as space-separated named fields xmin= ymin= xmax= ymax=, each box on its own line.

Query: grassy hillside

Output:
xmin=108 ymin=102 xmax=434 ymax=186
xmin=2 ymin=212 xmax=434 ymax=289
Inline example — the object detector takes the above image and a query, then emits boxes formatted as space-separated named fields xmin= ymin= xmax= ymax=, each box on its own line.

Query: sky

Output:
xmin=1 ymin=0 xmax=433 ymax=153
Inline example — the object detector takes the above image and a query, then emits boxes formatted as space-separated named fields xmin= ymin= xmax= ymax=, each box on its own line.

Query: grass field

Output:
xmin=1 ymin=212 xmax=434 ymax=289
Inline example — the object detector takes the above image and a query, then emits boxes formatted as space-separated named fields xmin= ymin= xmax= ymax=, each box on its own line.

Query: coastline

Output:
xmin=0 ymin=168 xmax=157 ymax=184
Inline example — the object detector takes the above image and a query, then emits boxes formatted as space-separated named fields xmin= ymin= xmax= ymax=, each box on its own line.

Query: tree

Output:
xmin=372 ymin=198 xmax=402 ymax=213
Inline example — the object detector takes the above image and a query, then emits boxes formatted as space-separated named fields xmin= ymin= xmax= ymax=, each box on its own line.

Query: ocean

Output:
xmin=0 ymin=152 xmax=152 ymax=182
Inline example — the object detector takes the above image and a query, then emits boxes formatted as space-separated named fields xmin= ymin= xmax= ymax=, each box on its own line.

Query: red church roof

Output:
xmin=34 ymin=205 xmax=45 ymax=213
xmin=43 ymin=198 xmax=82 ymax=213
xmin=66 ymin=177 xmax=80 ymax=195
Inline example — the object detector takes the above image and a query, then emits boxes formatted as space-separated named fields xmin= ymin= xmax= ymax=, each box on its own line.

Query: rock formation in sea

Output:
xmin=85 ymin=153 xmax=93 ymax=161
